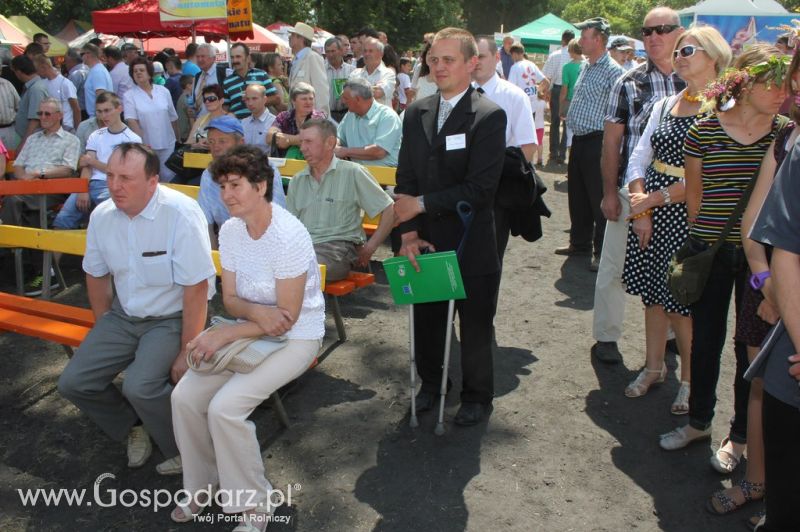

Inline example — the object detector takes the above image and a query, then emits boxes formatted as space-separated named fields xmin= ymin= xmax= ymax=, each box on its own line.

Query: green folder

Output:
xmin=383 ymin=251 xmax=466 ymax=305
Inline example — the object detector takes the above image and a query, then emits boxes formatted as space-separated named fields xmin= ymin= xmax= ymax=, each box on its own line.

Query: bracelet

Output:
xmin=629 ymin=209 xmax=653 ymax=220
xmin=660 ymin=187 xmax=671 ymax=205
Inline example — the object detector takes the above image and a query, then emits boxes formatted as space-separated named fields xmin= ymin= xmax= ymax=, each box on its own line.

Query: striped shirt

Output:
xmin=605 ymin=60 xmax=685 ymax=186
xmin=222 ymin=68 xmax=276 ymax=119
xmin=684 ymin=115 xmax=788 ymax=244
xmin=566 ymin=53 xmax=623 ymax=136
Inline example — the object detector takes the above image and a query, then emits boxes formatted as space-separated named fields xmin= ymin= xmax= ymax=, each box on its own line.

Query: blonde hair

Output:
xmin=433 ymin=27 xmax=478 ymax=60
xmin=567 ymin=38 xmax=582 ymax=56
xmin=674 ymin=26 xmax=731 ymax=75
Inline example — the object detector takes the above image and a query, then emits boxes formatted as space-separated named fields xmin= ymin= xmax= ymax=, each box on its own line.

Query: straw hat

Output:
xmin=288 ymin=22 xmax=315 ymax=42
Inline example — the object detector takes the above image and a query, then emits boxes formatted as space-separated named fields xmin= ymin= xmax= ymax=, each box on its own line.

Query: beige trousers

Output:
xmin=172 ymin=338 xmax=320 ymax=513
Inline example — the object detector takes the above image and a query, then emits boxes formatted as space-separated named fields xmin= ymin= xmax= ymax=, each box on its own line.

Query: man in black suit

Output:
xmin=393 ymin=27 xmax=506 ymax=426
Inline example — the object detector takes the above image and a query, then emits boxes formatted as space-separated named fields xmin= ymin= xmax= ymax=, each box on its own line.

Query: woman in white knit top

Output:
xmin=170 ymin=145 xmax=323 ymax=532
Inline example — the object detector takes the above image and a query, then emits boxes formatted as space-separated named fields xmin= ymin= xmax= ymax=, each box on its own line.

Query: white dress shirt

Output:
xmin=83 ymin=185 xmax=217 ymax=318
xmin=477 ymin=74 xmax=537 ymax=146
xmin=349 ymin=63 xmax=396 ymax=108
xmin=123 ymin=85 xmax=178 ymax=150
xmin=110 ymin=62 xmax=134 ymax=102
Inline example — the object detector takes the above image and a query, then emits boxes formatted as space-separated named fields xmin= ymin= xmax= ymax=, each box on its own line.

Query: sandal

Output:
xmin=171 ymin=499 xmax=209 ymax=523
xmin=670 ymin=381 xmax=690 ymax=415
xmin=710 ymin=436 xmax=744 ymax=474
xmin=748 ymin=509 xmax=766 ymax=531
xmin=706 ymin=479 xmax=765 ymax=515
xmin=625 ymin=364 xmax=666 ymax=397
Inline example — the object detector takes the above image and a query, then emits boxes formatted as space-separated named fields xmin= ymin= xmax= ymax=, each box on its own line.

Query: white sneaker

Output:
xmin=659 ymin=425 xmax=712 ymax=451
xmin=127 ymin=425 xmax=152 ymax=468
xmin=156 ymin=455 xmax=182 ymax=475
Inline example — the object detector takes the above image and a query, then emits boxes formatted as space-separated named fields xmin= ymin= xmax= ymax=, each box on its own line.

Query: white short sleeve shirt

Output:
xmin=123 ymin=85 xmax=178 ymax=149
xmin=83 ymin=185 xmax=217 ymax=318
xmin=85 ymin=126 xmax=142 ymax=181
xmin=477 ymin=74 xmax=537 ymax=147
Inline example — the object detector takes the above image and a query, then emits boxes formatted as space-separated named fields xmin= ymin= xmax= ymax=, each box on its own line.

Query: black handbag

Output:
xmin=165 ymin=145 xmax=206 ymax=182
xmin=667 ymin=171 xmax=757 ymax=306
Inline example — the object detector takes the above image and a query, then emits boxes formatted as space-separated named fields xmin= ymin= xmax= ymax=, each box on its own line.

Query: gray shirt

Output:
xmin=747 ymin=136 xmax=800 ymax=408
xmin=15 ymin=76 xmax=49 ymax=138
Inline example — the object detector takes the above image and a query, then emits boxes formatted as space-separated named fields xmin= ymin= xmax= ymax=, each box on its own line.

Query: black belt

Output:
xmin=0 ymin=123 xmax=13 ymax=128
xmin=572 ymin=131 xmax=604 ymax=141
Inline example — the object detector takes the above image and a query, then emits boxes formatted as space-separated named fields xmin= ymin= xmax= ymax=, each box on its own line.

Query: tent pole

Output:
xmin=192 ymin=22 xmax=196 ymax=44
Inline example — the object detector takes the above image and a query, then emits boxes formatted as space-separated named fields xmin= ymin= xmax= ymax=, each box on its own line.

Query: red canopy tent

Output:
xmin=92 ymin=0 xmax=232 ymax=40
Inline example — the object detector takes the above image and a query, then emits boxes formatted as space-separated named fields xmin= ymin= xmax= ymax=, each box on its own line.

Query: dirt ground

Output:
xmin=0 ymin=138 xmax=754 ymax=532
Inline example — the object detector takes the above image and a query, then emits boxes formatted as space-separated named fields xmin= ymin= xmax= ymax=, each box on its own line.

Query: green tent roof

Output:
xmin=508 ymin=13 xmax=577 ymax=54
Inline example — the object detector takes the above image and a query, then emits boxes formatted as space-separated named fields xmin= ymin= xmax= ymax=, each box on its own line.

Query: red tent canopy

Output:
xmin=92 ymin=0 xmax=229 ymax=39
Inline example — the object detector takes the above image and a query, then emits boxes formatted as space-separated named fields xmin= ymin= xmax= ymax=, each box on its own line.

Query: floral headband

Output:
xmin=771 ymin=19 xmax=800 ymax=48
xmin=701 ymin=54 xmax=792 ymax=113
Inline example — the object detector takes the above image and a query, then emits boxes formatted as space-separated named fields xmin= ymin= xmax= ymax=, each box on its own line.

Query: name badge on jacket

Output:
xmin=446 ymin=134 xmax=466 ymax=151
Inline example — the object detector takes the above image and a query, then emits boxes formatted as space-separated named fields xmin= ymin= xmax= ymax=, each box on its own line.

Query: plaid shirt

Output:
xmin=13 ymin=128 xmax=80 ymax=173
xmin=542 ymin=46 xmax=570 ymax=85
xmin=605 ymin=60 xmax=685 ymax=184
xmin=566 ymin=53 xmax=623 ymax=136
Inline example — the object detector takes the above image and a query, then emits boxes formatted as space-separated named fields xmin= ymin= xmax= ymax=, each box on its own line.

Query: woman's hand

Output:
xmin=275 ymin=132 xmax=291 ymax=150
xmin=756 ymin=298 xmax=780 ymax=325
xmin=633 ymin=215 xmax=653 ymax=250
xmin=628 ymin=192 xmax=652 ymax=216
xmin=186 ymin=326 xmax=232 ymax=365
xmin=250 ymin=306 xmax=294 ymax=336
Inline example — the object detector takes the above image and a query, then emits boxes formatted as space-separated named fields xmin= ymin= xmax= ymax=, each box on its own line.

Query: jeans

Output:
xmin=687 ymin=237 xmax=750 ymax=443
xmin=53 ymin=180 xmax=110 ymax=229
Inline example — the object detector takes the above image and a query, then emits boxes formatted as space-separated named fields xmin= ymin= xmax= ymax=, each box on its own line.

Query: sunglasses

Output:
xmin=673 ymin=44 xmax=705 ymax=59
xmin=203 ymin=95 xmax=219 ymax=103
xmin=641 ymin=24 xmax=680 ymax=37
xmin=36 ymin=111 xmax=57 ymax=117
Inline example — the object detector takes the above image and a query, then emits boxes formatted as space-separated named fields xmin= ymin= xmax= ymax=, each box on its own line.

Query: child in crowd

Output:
xmin=532 ymin=92 xmax=546 ymax=167
xmin=397 ymin=57 xmax=413 ymax=111
xmin=176 ymin=74 xmax=195 ymax=142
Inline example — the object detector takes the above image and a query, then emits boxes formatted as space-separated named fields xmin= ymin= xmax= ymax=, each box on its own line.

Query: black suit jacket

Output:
xmin=395 ymin=86 xmax=507 ymax=277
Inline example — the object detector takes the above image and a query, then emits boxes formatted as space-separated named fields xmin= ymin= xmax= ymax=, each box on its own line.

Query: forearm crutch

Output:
xmin=408 ymin=304 xmax=419 ymax=428
xmin=434 ymin=298 xmax=457 ymax=435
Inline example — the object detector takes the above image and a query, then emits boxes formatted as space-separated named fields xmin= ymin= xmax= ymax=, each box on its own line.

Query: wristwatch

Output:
xmin=749 ymin=271 xmax=771 ymax=290
xmin=417 ymin=195 xmax=426 ymax=213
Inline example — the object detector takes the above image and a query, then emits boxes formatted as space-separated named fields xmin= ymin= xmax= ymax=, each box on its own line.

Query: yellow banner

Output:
xmin=227 ymin=0 xmax=253 ymax=37
xmin=159 ymin=0 xmax=227 ymax=22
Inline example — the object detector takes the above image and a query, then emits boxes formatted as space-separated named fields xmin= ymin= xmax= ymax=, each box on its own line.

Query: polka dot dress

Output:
xmin=622 ymin=112 xmax=698 ymax=316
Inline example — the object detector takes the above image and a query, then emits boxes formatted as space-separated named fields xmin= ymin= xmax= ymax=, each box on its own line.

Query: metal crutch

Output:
xmin=432 ymin=201 xmax=474 ymax=435
xmin=408 ymin=304 xmax=419 ymax=428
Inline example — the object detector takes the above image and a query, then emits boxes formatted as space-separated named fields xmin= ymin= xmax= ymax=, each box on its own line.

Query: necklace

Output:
xmin=683 ymin=91 xmax=702 ymax=103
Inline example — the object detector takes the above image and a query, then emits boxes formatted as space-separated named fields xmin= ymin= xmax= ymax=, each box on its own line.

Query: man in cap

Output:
xmin=198 ymin=116 xmax=285 ymax=247
xmin=608 ymin=37 xmax=635 ymax=70
xmin=592 ymin=8 xmax=684 ymax=364
xmin=287 ymin=22 xmax=330 ymax=116
xmin=556 ymin=17 xmax=623 ymax=271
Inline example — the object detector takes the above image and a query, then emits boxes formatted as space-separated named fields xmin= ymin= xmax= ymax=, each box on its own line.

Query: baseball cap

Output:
xmin=207 ymin=115 xmax=244 ymax=135
xmin=575 ymin=17 xmax=611 ymax=37
xmin=608 ymin=37 xmax=633 ymax=51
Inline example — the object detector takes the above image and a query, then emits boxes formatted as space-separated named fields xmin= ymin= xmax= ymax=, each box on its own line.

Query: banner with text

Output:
xmin=227 ymin=0 xmax=254 ymax=40
xmin=159 ymin=0 xmax=227 ymax=23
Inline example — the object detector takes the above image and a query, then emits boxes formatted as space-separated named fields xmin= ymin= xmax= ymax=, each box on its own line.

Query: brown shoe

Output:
xmin=554 ymin=245 xmax=591 ymax=256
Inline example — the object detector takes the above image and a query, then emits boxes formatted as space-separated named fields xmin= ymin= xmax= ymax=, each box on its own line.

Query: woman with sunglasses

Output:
xmin=185 ymin=84 xmax=233 ymax=150
xmin=706 ymin=48 xmax=800 ymax=525
xmin=622 ymin=27 xmax=731 ymax=414
xmin=659 ymin=45 xmax=790 ymax=478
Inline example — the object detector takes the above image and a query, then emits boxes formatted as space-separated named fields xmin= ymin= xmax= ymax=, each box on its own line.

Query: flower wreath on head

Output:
xmin=700 ymin=53 xmax=792 ymax=114
xmin=771 ymin=19 xmax=800 ymax=49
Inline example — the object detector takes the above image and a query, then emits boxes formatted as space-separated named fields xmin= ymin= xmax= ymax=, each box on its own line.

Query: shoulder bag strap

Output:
xmin=711 ymin=167 xmax=759 ymax=248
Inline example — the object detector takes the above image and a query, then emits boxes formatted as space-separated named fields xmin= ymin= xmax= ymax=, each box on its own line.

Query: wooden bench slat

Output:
xmin=0 ymin=292 xmax=95 ymax=328
xmin=0 ymin=308 xmax=90 ymax=347
xmin=0 ymin=226 xmax=86 ymax=255
xmin=0 ymin=177 xmax=89 ymax=196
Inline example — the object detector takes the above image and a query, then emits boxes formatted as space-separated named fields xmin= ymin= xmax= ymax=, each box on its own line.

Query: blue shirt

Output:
xmin=337 ymin=101 xmax=402 ymax=167
xmin=85 ymin=64 xmax=113 ymax=117
xmin=182 ymin=60 xmax=201 ymax=77
xmin=198 ymin=166 xmax=287 ymax=227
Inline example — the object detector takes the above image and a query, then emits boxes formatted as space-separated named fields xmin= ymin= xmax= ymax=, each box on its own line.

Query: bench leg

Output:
xmin=270 ymin=391 xmax=291 ymax=428
xmin=329 ymin=294 xmax=347 ymax=342
xmin=14 ymin=248 xmax=24 ymax=295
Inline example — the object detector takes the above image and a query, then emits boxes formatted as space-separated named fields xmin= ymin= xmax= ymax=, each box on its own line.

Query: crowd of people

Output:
xmin=1 ymin=13 xmax=799 ymax=532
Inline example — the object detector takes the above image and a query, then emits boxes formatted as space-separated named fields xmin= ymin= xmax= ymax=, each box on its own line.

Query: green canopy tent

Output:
xmin=507 ymin=13 xmax=578 ymax=55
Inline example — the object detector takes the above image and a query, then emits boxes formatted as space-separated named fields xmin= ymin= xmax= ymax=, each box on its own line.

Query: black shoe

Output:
xmin=554 ymin=245 xmax=591 ymax=256
xmin=413 ymin=390 xmax=436 ymax=413
xmin=591 ymin=341 xmax=622 ymax=364
xmin=454 ymin=402 xmax=491 ymax=426
xmin=665 ymin=339 xmax=679 ymax=356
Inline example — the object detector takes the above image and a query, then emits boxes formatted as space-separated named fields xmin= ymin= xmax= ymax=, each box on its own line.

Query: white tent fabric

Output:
xmin=678 ymin=0 xmax=788 ymax=16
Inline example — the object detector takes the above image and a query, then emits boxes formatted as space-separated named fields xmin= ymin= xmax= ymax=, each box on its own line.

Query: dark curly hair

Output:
xmin=209 ymin=145 xmax=274 ymax=202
